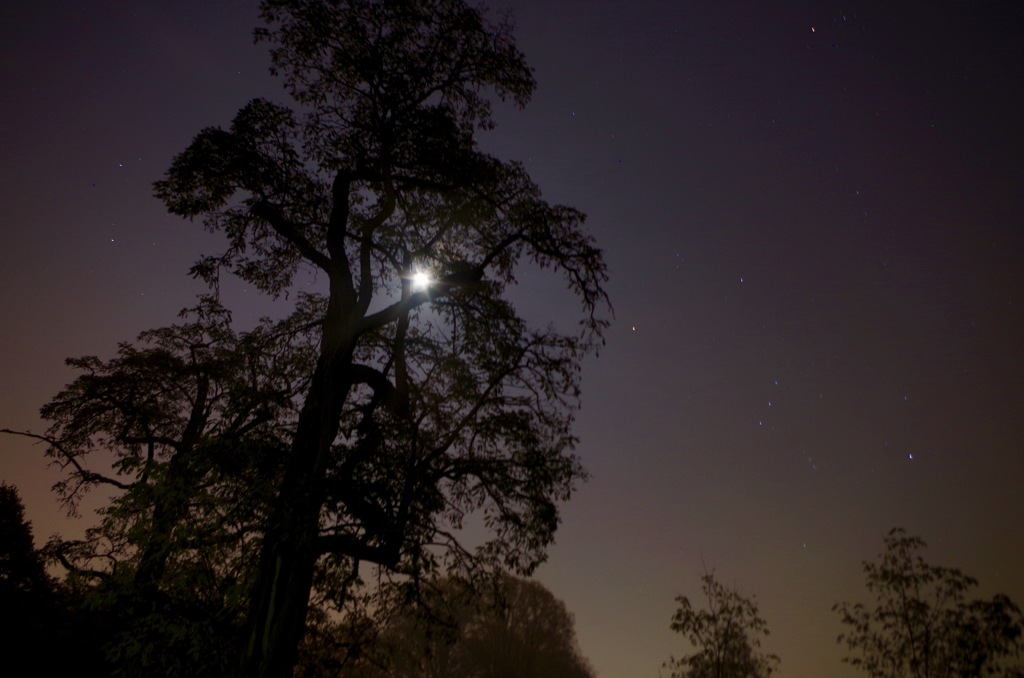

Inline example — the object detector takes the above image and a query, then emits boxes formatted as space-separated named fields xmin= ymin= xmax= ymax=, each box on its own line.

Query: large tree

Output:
xmin=154 ymin=1 xmax=609 ymax=676
xmin=834 ymin=528 xmax=1024 ymax=678
xmin=665 ymin=571 xmax=780 ymax=678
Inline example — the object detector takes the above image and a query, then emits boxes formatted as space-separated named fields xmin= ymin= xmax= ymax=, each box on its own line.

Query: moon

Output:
xmin=411 ymin=270 xmax=432 ymax=291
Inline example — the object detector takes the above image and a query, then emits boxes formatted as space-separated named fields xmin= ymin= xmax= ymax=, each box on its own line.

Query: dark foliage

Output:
xmin=665 ymin=570 xmax=779 ymax=678
xmin=154 ymin=1 xmax=609 ymax=675
xmin=835 ymin=528 xmax=1024 ymax=678
xmin=6 ymin=0 xmax=609 ymax=676
xmin=0 ymin=483 xmax=112 ymax=676
xmin=6 ymin=299 xmax=319 ymax=676
xmin=319 ymin=574 xmax=595 ymax=678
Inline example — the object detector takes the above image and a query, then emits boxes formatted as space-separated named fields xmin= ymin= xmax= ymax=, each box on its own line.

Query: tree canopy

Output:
xmin=24 ymin=0 xmax=612 ymax=676
xmin=834 ymin=528 xmax=1024 ymax=678
xmin=5 ymin=298 xmax=319 ymax=675
xmin=665 ymin=570 xmax=780 ymax=678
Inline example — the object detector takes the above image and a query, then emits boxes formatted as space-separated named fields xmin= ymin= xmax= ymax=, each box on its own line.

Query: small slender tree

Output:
xmin=665 ymin=571 xmax=779 ymax=678
xmin=834 ymin=528 xmax=1024 ymax=678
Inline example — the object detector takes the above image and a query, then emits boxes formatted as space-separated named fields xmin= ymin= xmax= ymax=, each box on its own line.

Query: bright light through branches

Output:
xmin=410 ymin=270 xmax=432 ymax=291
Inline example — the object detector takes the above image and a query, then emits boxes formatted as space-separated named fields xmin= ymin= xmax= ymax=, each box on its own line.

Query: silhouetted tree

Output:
xmin=665 ymin=570 xmax=779 ymax=678
xmin=0 ymin=483 xmax=50 ymax=598
xmin=154 ymin=1 xmax=608 ymax=676
xmin=1 ymin=482 xmax=54 ymax=666
xmin=5 ymin=298 xmax=320 ymax=676
xmin=834 ymin=528 xmax=1024 ymax=677
xmin=0 ymin=483 xmax=111 ymax=675
xmin=335 ymin=574 xmax=594 ymax=678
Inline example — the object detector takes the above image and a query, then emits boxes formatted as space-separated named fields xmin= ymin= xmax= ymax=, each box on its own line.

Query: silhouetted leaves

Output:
xmin=665 ymin=570 xmax=779 ymax=678
xmin=0 ymin=483 xmax=112 ymax=675
xmin=153 ymin=1 xmax=610 ymax=676
xmin=17 ymin=297 xmax=320 ymax=676
xmin=834 ymin=528 xmax=1024 ymax=678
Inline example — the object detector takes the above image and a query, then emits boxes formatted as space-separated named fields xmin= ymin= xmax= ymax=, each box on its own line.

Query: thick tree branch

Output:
xmin=347 ymin=363 xmax=399 ymax=408
xmin=251 ymin=201 xmax=332 ymax=271
xmin=356 ymin=289 xmax=434 ymax=334
xmin=315 ymin=532 xmax=400 ymax=567
xmin=51 ymin=548 xmax=113 ymax=583
xmin=357 ymin=182 xmax=398 ymax=312
xmin=326 ymin=170 xmax=357 ymax=295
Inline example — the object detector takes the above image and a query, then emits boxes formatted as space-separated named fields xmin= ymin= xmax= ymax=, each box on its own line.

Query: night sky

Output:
xmin=2 ymin=2 xmax=1023 ymax=676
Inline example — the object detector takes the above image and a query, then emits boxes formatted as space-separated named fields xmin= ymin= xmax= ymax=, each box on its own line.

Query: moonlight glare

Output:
xmin=411 ymin=270 xmax=432 ymax=291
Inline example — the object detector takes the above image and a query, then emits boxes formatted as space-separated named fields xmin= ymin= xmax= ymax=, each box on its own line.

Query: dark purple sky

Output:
xmin=2 ymin=2 xmax=1022 ymax=676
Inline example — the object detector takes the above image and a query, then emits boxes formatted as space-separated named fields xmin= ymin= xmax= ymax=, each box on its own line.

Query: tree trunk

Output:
xmin=135 ymin=375 xmax=209 ymax=598
xmin=242 ymin=346 xmax=353 ymax=678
